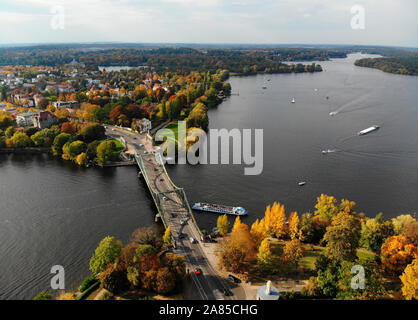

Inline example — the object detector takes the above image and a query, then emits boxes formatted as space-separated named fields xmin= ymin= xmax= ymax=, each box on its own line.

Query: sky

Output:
xmin=0 ymin=0 xmax=417 ymax=47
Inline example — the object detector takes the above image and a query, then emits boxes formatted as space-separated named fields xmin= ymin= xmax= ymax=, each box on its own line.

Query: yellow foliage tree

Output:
xmin=288 ymin=211 xmax=301 ymax=240
xmin=75 ymin=153 xmax=88 ymax=167
xmin=163 ymin=226 xmax=172 ymax=245
xmin=281 ymin=239 xmax=304 ymax=267
xmin=257 ymin=238 xmax=274 ymax=272
xmin=265 ymin=202 xmax=287 ymax=239
xmin=57 ymin=292 xmax=76 ymax=300
xmin=217 ymin=214 xmax=229 ymax=237
xmin=400 ymin=258 xmax=418 ymax=300
xmin=250 ymin=218 xmax=268 ymax=247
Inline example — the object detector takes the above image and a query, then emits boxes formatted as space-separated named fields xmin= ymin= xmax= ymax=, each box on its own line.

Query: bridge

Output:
xmin=106 ymin=126 xmax=242 ymax=300
xmin=134 ymin=152 xmax=203 ymax=243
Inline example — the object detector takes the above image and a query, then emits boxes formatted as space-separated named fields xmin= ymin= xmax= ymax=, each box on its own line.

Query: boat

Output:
xmin=192 ymin=203 xmax=248 ymax=216
xmin=358 ymin=125 xmax=379 ymax=136
xmin=262 ymin=86 xmax=267 ymax=89
xmin=298 ymin=182 xmax=306 ymax=186
xmin=329 ymin=111 xmax=337 ymax=116
xmin=326 ymin=96 xmax=329 ymax=99
xmin=291 ymin=98 xmax=295 ymax=103
xmin=322 ymin=149 xmax=335 ymax=154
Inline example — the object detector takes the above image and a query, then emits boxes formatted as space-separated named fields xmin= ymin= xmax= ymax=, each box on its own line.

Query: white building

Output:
xmin=16 ymin=112 xmax=38 ymax=127
xmin=257 ymin=281 xmax=280 ymax=300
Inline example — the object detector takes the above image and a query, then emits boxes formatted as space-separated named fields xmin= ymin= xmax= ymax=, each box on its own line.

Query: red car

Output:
xmin=194 ymin=267 xmax=202 ymax=275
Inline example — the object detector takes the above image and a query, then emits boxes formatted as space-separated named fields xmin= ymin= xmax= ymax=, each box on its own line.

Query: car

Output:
xmin=180 ymin=219 xmax=187 ymax=226
xmin=190 ymin=237 xmax=197 ymax=244
xmin=228 ymin=275 xmax=241 ymax=284
xmin=179 ymin=233 xmax=187 ymax=239
xmin=139 ymin=144 xmax=143 ymax=147
xmin=194 ymin=267 xmax=201 ymax=275
xmin=163 ymin=196 xmax=168 ymax=201
xmin=223 ymin=289 xmax=233 ymax=296
xmin=160 ymin=178 xmax=164 ymax=182
xmin=133 ymin=137 xmax=137 ymax=140
xmin=111 ymin=128 xmax=115 ymax=131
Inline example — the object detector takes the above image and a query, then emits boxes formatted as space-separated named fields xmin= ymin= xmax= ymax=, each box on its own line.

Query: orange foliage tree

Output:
xmin=380 ymin=235 xmax=418 ymax=275
xmin=264 ymin=202 xmax=287 ymax=239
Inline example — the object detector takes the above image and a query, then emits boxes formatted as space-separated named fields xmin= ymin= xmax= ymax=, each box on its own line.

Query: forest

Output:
xmin=354 ymin=56 xmax=418 ymax=75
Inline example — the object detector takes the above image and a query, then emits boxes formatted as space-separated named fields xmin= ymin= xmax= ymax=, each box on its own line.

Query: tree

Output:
xmin=89 ymin=236 xmax=123 ymax=275
xmin=314 ymin=194 xmax=339 ymax=222
xmin=96 ymin=140 xmax=117 ymax=166
xmin=155 ymin=267 xmax=176 ymax=294
xmin=288 ymin=211 xmax=301 ymax=240
xmin=299 ymin=213 xmax=327 ymax=244
xmin=163 ymin=226 xmax=172 ymax=246
xmin=63 ymin=140 xmax=86 ymax=160
xmin=402 ymin=222 xmax=418 ymax=246
xmin=61 ymin=122 xmax=76 ymax=135
xmin=264 ymin=202 xmax=287 ymax=239
xmin=0 ymin=113 xmax=14 ymax=129
xmin=131 ymin=227 xmax=162 ymax=249
xmin=52 ymin=133 xmax=71 ymax=155
xmin=392 ymin=215 xmax=416 ymax=235
xmin=380 ymin=235 xmax=417 ymax=275
xmin=250 ymin=218 xmax=268 ymax=248
xmin=75 ymin=152 xmax=88 ymax=166
xmin=33 ymin=292 xmax=52 ymax=300
xmin=185 ymin=103 xmax=208 ymax=131
xmin=217 ymin=214 xmax=229 ymax=236
xmin=164 ymin=253 xmax=186 ymax=282
xmin=360 ymin=213 xmax=394 ymax=252
xmin=281 ymin=239 xmax=304 ymax=268
xmin=99 ymin=263 xmax=130 ymax=294
xmin=57 ymin=292 xmax=76 ymax=300
xmin=5 ymin=126 xmax=15 ymax=138
xmin=257 ymin=238 xmax=274 ymax=272
xmin=10 ymin=132 xmax=31 ymax=148
xmin=323 ymin=212 xmax=361 ymax=262
xmin=400 ymin=258 xmax=418 ymax=300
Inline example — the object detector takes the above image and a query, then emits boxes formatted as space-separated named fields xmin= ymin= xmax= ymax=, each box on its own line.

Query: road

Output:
xmin=105 ymin=125 xmax=244 ymax=300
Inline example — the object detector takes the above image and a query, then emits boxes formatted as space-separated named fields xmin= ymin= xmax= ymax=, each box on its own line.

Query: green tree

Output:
xmin=89 ymin=236 xmax=123 ymax=275
xmin=52 ymin=133 xmax=71 ymax=155
xmin=33 ymin=292 xmax=52 ymax=300
xmin=323 ymin=212 xmax=361 ymax=262
xmin=96 ymin=140 xmax=117 ymax=166
xmin=5 ymin=126 xmax=15 ymax=138
xmin=360 ymin=213 xmax=394 ymax=252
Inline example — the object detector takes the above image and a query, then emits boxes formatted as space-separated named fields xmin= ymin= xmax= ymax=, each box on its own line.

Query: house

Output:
xmin=16 ymin=112 xmax=38 ymax=127
xmin=33 ymin=111 xmax=58 ymax=129
xmin=53 ymin=101 xmax=80 ymax=109
xmin=0 ymin=106 xmax=18 ymax=118
xmin=33 ymin=94 xmax=46 ymax=108
xmin=134 ymin=118 xmax=152 ymax=133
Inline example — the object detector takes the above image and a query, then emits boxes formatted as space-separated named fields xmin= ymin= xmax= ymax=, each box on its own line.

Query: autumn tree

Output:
xmin=163 ymin=226 xmax=172 ymax=246
xmin=402 ymin=221 xmax=418 ymax=246
xmin=323 ymin=212 xmax=361 ymax=262
xmin=380 ymin=235 xmax=418 ymax=275
xmin=288 ymin=211 xmax=301 ymax=240
xmin=264 ymin=202 xmax=287 ymax=239
xmin=392 ymin=214 xmax=416 ymax=235
xmin=56 ymin=292 xmax=76 ymax=300
xmin=400 ymin=258 xmax=418 ymax=300
xmin=257 ymin=238 xmax=274 ymax=272
xmin=360 ymin=213 xmax=394 ymax=252
xmin=281 ymin=239 xmax=304 ymax=268
xmin=89 ymin=236 xmax=123 ymax=275
xmin=217 ymin=214 xmax=229 ymax=236
xmin=250 ymin=218 xmax=268 ymax=248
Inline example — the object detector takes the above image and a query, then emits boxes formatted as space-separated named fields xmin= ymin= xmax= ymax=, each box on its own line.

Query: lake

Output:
xmin=0 ymin=53 xmax=417 ymax=299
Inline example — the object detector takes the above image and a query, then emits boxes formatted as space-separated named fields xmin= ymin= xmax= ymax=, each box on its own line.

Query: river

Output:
xmin=0 ymin=53 xmax=417 ymax=299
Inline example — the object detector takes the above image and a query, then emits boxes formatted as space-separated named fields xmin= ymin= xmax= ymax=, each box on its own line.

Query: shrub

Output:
xmin=33 ymin=292 xmax=52 ymax=300
xmin=78 ymin=274 xmax=98 ymax=292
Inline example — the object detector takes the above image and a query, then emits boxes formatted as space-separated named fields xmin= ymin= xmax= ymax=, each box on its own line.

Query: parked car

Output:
xmin=228 ymin=275 xmax=241 ymax=284
xmin=179 ymin=233 xmax=187 ymax=239
xmin=190 ymin=237 xmax=197 ymax=244
xmin=223 ymin=289 xmax=233 ymax=296
xmin=194 ymin=267 xmax=201 ymax=275
xmin=163 ymin=196 xmax=168 ymax=201
xmin=180 ymin=219 xmax=187 ymax=226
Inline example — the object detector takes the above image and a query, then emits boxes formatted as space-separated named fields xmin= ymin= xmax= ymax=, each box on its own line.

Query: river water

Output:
xmin=0 ymin=53 xmax=417 ymax=299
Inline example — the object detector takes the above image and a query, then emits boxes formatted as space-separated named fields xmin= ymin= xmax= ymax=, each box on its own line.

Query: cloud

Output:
xmin=0 ymin=0 xmax=416 ymax=46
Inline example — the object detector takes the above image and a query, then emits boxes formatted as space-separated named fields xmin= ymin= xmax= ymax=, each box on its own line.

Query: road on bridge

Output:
xmin=105 ymin=125 xmax=245 ymax=300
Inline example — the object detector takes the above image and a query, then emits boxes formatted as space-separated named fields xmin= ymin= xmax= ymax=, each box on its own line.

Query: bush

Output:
xmin=78 ymin=274 xmax=98 ymax=292
xmin=99 ymin=292 xmax=115 ymax=300
xmin=33 ymin=292 xmax=52 ymax=300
